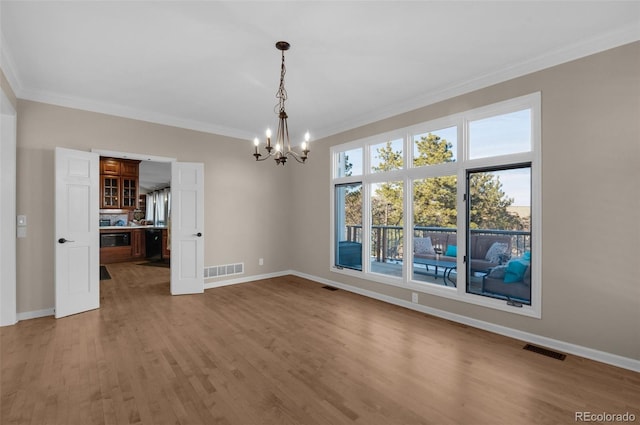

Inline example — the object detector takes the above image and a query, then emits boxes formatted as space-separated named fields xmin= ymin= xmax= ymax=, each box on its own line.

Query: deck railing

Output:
xmin=343 ymin=225 xmax=531 ymax=263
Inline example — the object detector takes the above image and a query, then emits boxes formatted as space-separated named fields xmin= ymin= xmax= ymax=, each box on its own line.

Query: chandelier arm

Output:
xmin=286 ymin=151 xmax=307 ymax=164
xmin=254 ymin=152 xmax=274 ymax=161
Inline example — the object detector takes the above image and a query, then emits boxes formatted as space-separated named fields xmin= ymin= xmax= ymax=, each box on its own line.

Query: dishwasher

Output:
xmin=145 ymin=229 xmax=162 ymax=259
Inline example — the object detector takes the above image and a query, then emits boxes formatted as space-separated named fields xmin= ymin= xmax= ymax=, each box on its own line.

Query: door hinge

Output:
xmin=463 ymin=255 xmax=467 ymax=263
xmin=463 ymin=193 xmax=467 ymax=201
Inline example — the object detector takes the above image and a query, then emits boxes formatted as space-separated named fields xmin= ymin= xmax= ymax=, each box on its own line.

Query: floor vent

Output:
xmin=204 ymin=263 xmax=244 ymax=279
xmin=322 ymin=286 xmax=339 ymax=291
xmin=523 ymin=344 xmax=567 ymax=361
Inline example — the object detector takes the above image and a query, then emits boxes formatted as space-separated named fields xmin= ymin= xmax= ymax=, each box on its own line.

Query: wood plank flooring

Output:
xmin=2 ymin=262 xmax=639 ymax=424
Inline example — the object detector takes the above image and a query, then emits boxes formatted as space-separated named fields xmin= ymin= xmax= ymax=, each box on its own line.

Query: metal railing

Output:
xmin=343 ymin=225 xmax=531 ymax=263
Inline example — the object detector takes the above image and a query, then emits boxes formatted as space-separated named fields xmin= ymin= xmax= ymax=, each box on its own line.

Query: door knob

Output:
xmin=58 ymin=238 xmax=74 ymax=244
xmin=195 ymin=232 xmax=202 ymax=237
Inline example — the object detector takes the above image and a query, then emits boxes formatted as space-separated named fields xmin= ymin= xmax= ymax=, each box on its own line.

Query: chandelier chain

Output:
xmin=275 ymin=49 xmax=288 ymax=115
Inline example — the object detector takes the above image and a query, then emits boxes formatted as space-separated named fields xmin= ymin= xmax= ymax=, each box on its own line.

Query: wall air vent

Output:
xmin=523 ymin=344 xmax=567 ymax=361
xmin=204 ymin=263 xmax=244 ymax=279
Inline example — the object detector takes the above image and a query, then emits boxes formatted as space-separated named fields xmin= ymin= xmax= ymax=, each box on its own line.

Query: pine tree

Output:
xmin=368 ymin=134 xmax=524 ymax=230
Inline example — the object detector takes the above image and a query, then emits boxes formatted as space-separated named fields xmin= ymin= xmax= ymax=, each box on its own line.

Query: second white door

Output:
xmin=170 ymin=162 xmax=205 ymax=295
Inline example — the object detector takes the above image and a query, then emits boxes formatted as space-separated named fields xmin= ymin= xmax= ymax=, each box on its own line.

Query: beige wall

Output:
xmin=16 ymin=101 xmax=294 ymax=313
xmin=290 ymin=42 xmax=640 ymax=360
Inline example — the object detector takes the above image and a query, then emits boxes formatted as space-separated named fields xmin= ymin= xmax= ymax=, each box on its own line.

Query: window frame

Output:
xmin=330 ymin=93 xmax=541 ymax=318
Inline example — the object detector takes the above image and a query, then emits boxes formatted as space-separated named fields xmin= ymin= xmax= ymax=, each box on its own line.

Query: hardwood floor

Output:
xmin=2 ymin=262 xmax=639 ymax=425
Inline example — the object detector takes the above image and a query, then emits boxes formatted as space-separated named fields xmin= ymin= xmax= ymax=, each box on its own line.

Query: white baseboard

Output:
xmin=289 ymin=270 xmax=640 ymax=373
xmin=17 ymin=308 xmax=54 ymax=322
xmin=204 ymin=270 xmax=293 ymax=290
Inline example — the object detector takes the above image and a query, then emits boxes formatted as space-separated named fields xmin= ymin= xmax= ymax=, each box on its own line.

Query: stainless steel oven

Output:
xmin=100 ymin=232 xmax=130 ymax=247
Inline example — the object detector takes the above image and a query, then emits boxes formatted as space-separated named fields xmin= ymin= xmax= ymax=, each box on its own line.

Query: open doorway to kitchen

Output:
xmin=94 ymin=150 xmax=174 ymax=288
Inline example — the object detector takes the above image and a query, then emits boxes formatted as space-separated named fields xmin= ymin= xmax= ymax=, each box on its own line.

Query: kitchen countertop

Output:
xmin=100 ymin=225 xmax=167 ymax=231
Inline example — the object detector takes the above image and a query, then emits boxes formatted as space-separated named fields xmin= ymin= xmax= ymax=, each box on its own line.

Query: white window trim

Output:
xmin=330 ymin=93 xmax=541 ymax=318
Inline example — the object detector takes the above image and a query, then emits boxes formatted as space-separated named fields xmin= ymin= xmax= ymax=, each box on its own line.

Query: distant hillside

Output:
xmin=507 ymin=206 xmax=530 ymax=219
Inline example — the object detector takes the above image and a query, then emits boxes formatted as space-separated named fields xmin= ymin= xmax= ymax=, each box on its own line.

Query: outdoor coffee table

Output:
xmin=413 ymin=258 xmax=457 ymax=287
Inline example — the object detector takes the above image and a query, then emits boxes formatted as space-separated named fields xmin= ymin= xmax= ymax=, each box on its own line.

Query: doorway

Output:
xmin=55 ymin=148 xmax=205 ymax=318
xmin=99 ymin=154 xmax=171 ymax=268
xmin=96 ymin=152 xmax=173 ymax=279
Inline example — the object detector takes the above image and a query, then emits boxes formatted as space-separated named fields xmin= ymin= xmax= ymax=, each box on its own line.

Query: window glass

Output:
xmin=336 ymin=148 xmax=363 ymax=177
xmin=371 ymin=138 xmax=403 ymax=173
xmin=335 ymin=183 xmax=363 ymax=270
xmin=413 ymin=126 xmax=457 ymax=166
xmin=370 ymin=181 xmax=403 ymax=277
xmin=469 ymin=109 xmax=531 ymax=159
xmin=412 ymin=176 xmax=457 ymax=286
xmin=466 ymin=166 xmax=532 ymax=304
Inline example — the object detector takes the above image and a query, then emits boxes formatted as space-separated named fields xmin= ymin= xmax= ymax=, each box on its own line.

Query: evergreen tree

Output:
xmin=367 ymin=134 xmax=524 ymax=230
xmin=413 ymin=133 xmax=457 ymax=227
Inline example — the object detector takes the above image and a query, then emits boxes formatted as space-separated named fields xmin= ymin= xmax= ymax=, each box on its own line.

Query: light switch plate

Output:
xmin=17 ymin=215 xmax=27 ymax=226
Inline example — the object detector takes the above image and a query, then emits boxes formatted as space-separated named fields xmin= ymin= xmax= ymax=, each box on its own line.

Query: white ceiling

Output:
xmin=138 ymin=161 xmax=171 ymax=193
xmin=2 ymin=1 xmax=639 ymax=145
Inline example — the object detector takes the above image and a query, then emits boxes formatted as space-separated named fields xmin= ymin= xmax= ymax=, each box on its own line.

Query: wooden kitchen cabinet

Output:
xmin=100 ymin=228 xmax=147 ymax=263
xmin=138 ymin=194 xmax=147 ymax=216
xmin=100 ymin=158 xmax=121 ymax=175
xmin=120 ymin=160 xmax=139 ymax=177
xmin=121 ymin=177 xmax=138 ymax=209
xmin=101 ymin=176 xmax=120 ymax=208
xmin=100 ymin=158 xmax=140 ymax=210
xmin=162 ymin=229 xmax=170 ymax=259
xmin=131 ymin=229 xmax=145 ymax=258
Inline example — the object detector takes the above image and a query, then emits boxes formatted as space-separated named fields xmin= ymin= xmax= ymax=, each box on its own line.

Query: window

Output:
xmin=371 ymin=138 xmax=403 ymax=173
xmin=336 ymin=147 xmax=363 ymax=177
xmin=370 ymin=181 xmax=403 ymax=278
xmin=469 ymin=109 xmax=531 ymax=159
xmin=413 ymin=126 xmax=457 ymax=166
xmin=331 ymin=93 xmax=540 ymax=317
xmin=467 ymin=166 xmax=532 ymax=304
xmin=335 ymin=183 xmax=363 ymax=270
xmin=412 ymin=175 xmax=457 ymax=285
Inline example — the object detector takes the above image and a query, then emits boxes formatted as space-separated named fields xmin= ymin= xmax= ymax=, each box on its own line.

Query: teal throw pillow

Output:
xmin=445 ymin=245 xmax=457 ymax=257
xmin=523 ymin=251 xmax=531 ymax=261
xmin=504 ymin=260 xmax=528 ymax=283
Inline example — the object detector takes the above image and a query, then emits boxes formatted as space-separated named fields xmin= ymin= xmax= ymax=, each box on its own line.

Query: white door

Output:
xmin=170 ymin=162 xmax=204 ymax=295
xmin=55 ymin=147 xmax=100 ymax=318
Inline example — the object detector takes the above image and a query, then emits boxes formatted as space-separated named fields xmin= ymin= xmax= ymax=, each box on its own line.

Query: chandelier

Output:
xmin=252 ymin=41 xmax=310 ymax=165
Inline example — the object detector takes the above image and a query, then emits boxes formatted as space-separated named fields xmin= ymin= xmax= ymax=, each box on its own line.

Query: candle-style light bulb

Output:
xmin=301 ymin=142 xmax=307 ymax=151
xmin=266 ymin=128 xmax=272 ymax=149
xmin=254 ymin=137 xmax=259 ymax=147
xmin=275 ymin=143 xmax=281 ymax=152
xmin=305 ymin=131 xmax=310 ymax=142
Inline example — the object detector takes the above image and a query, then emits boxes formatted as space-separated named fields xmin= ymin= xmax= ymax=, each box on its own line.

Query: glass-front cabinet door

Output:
xmin=101 ymin=176 xmax=119 ymax=208
xmin=121 ymin=177 xmax=138 ymax=209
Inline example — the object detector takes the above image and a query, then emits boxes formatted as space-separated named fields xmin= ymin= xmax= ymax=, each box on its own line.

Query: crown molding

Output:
xmin=4 ymin=22 xmax=639 ymax=141
xmin=16 ymin=86 xmax=255 ymax=141
xmin=0 ymin=31 xmax=22 ymax=98
xmin=313 ymin=23 xmax=640 ymax=141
